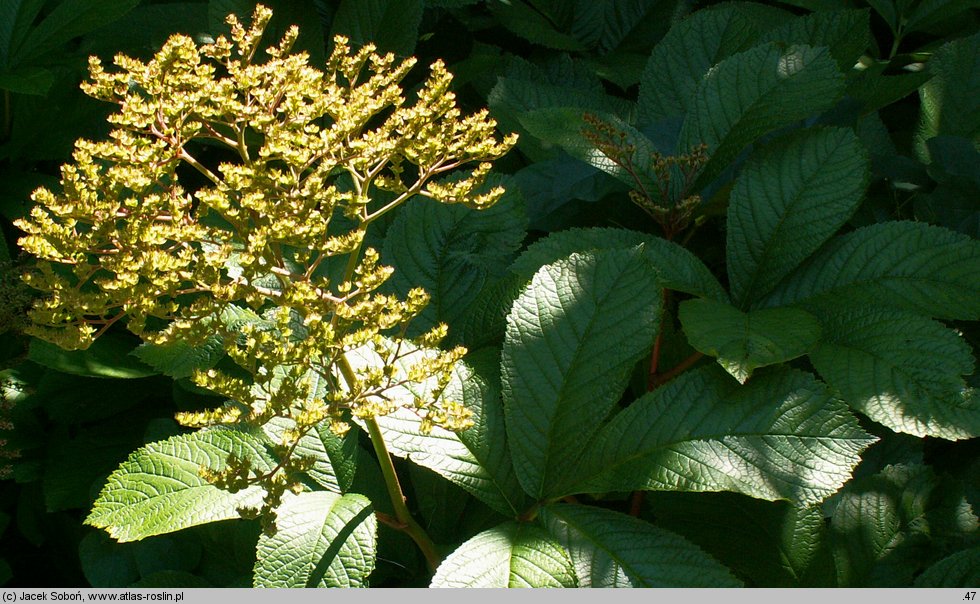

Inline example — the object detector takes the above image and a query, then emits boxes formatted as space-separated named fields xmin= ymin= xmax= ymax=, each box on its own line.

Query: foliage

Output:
xmin=1 ymin=0 xmax=978 ymax=589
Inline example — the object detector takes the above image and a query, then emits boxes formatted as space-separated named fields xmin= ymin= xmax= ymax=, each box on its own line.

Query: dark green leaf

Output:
xmin=29 ymin=334 xmax=156 ymax=379
xmin=502 ymin=249 xmax=662 ymax=498
xmin=539 ymin=503 xmax=741 ymax=587
xmin=679 ymin=43 xmax=845 ymax=186
xmin=253 ymin=492 xmax=376 ymax=588
xmin=375 ymin=351 xmax=528 ymax=516
xmin=510 ymin=227 xmax=727 ymax=302
xmin=331 ymin=0 xmax=423 ymax=56
xmin=679 ymin=299 xmax=822 ymax=383
xmin=917 ymin=32 xmax=980 ymax=160
xmin=12 ymin=0 xmax=140 ymax=66
xmin=430 ymin=522 xmax=577 ymax=587
xmin=571 ymin=366 xmax=876 ymax=504
xmin=808 ymin=307 xmax=978 ymax=440
xmin=757 ymin=9 xmax=871 ymax=71
xmin=86 ymin=429 xmax=276 ymax=542
xmin=727 ymin=127 xmax=869 ymax=305
xmin=914 ymin=547 xmax=980 ymax=587
xmin=638 ymin=4 xmax=763 ymax=124
xmin=758 ymin=221 xmax=980 ymax=320
xmin=383 ymin=180 xmax=526 ymax=336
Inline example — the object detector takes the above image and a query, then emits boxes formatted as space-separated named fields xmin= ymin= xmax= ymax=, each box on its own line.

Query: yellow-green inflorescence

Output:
xmin=16 ymin=4 xmax=516 ymax=477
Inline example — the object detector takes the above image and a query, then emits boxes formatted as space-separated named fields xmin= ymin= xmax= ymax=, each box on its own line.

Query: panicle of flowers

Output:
xmin=15 ymin=5 xmax=516 ymax=503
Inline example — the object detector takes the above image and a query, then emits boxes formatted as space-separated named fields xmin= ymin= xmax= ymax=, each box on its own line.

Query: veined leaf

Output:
xmin=510 ymin=227 xmax=728 ymax=301
xmin=86 ymin=429 xmax=276 ymax=542
xmin=757 ymin=9 xmax=871 ymax=71
xmin=457 ymin=274 xmax=529 ymax=350
xmin=808 ymin=307 xmax=979 ymax=440
xmin=757 ymin=221 xmax=980 ymax=320
xmin=29 ymin=333 xmax=155 ymax=379
xmin=11 ymin=0 xmax=139 ymax=66
xmin=502 ymin=249 xmax=662 ymax=498
xmin=914 ymin=547 xmax=980 ymax=587
xmin=382 ymin=181 xmax=526 ymax=336
xmin=637 ymin=4 xmax=763 ymax=124
xmin=916 ymin=32 xmax=980 ymax=162
xmin=570 ymin=366 xmax=876 ymax=504
xmin=133 ymin=304 xmax=268 ymax=379
xmin=253 ymin=492 xmax=376 ymax=588
xmin=263 ymin=417 xmax=358 ymax=493
xmin=679 ymin=43 xmax=844 ymax=187
xmin=430 ymin=522 xmax=577 ymax=588
xmin=568 ymin=0 xmax=657 ymax=53
xmin=0 ymin=0 xmax=45 ymax=68
xmin=646 ymin=493 xmax=829 ymax=587
xmin=727 ymin=127 xmax=869 ymax=306
xmin=374 ymin=350 xmax=528 ymax=516
xmin=518 ymin=109 xmax=659 ymax=194
xmin=679 ymin=299 xmax=821 ymax=383
xmin=488 ymin=0 xmax=585 ymax=52
xmin=330 ymin=0 xmax=423 ymax=56
xmin=539 ymin=503 xmax=741 ymax=587
xmin=830 ymin=463 xmax=977 ymax=587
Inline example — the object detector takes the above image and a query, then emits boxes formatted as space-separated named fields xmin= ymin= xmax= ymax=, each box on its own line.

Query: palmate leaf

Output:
xmin=502 ymin=248 xmax=661 ymax=499
xmin=374 ymin=350 xmax=528 ymax=516
xmin=726 ymin=127 xmax=869 ymax=306
xmin=86 ymin=429 xmax=276 ymax=542
xmin=253 ymin=492 xmax=376 ymax=588
xmin=757 ymin=221 xmax=980 ymax=320
xmin=510 ymin=227 xmax=727 ymax=301
xmin=567 ymin=366 xmax=876 ymax=504
xmin=539 ymin=503 xmax=741 ymax=587
xmin=808 ymin=307 xmax=979 ymax=440
xmin=679 ymin=298 xmax=821 ymax=384
xmin=430 ymin=522 xmax=577 ymax=588
xmin=637 ymin=4 xmax=764 ymax=124
xmin=679 ymin=43 xmax=844 ymax=187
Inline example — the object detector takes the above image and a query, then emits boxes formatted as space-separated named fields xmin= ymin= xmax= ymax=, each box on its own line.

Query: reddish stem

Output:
xmin=651 ymin=351 xmax=704 ymax=388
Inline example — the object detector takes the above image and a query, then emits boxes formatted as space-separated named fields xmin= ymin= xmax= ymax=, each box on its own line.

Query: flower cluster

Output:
xmin=16 ymin=4 xmax=516 ymax=460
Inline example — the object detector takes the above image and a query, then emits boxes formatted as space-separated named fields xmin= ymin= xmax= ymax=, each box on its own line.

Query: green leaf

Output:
xmin=488 ymin=0 xmax=585 ymax=51
xmin=757 ymin=9 xmax=871 ymax=71
xmin=727 ymin=128 xmax=869 ymax=306
xmin=914 ymin=547 xmax=980 ymax=587
xmin=637 ymin=4 xmax=763 ymax=124
xmin=679 ymin=299 xmax=821 ymax=383
xmin=808 ymin=307 xmax=979 ymax=440
xmin=757 ymin=221 xmax=980 ymax=320
xmin=679 ymin=43 xmax=845 ymax=187
xmin=263 ymin=417 xmax=358 ymax=493
xmin=518 ymin=109 xmax=667 ymax=196
xmin=571 ymin=366 xmax=876 ymax=504
xmin=29 ymin=333 xmax=156 ymax=379
xmin=382 ymin=181 xmax=526 ymax=336
xmin=86 ymin=429 xmax=276 ymax=542
xmin=374 ymin=350 xmax=528 ymax=516
xmin=845 ymin=61 xmax=933 ymax=116
xmin=510 ymin=227 xmax=728 ymax=301
xmin=905 ymin=0 xmax=980 ymax=34
xmin=646 ymin=493 xmax=829 ymax=587
xmin=456 ymin=274 xmax=527 ymax=350
xmin=830 ymin=463 xmax=977 ymax=587
xmin=253 ymin=492 xmax=376 ymax=588
xmin=11 ymin=0 xmax=140 ymax=66
xmin=331 ymin=0 xmax=423 ymax=56
xmin=0 ymin=0 xmax=45 ymax=68
xmin=502 ymin=249 xmax=662 ymax=498
xmin=0 ymin=67 xmax=54 ymax=95
xmin=79 ymin=531 xmax=139 ymax=587
xmin=569 ymin=0 xmax=658 ymax=53
xmin=539 ymin=503 xmax=741 ymax=587
xmin=488 ymin=55 xmax=632 ymax=160
xmin=430 ymin=522 xmax=577 ymax=588
xmin=916 ymin=32 xmax=980 ymax=161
